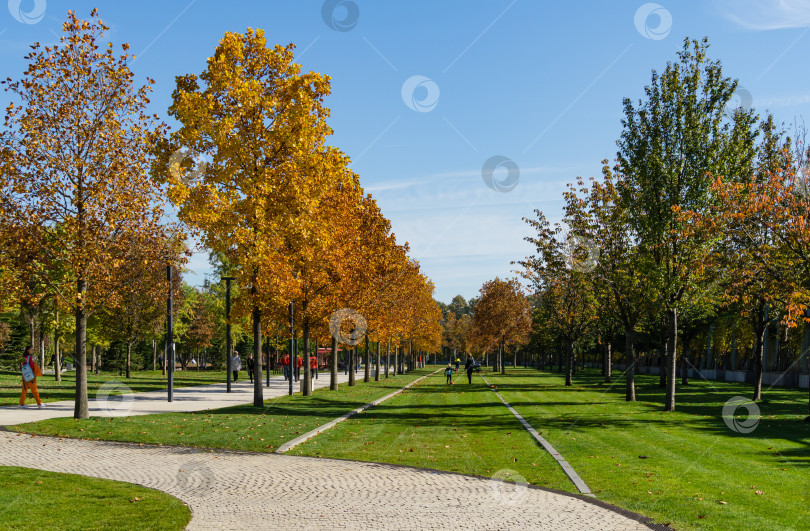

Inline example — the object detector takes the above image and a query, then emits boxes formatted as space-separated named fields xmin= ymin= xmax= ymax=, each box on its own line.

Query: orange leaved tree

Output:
xmin=158 ymin=29 xmax=350 ymax=406
xmin=0 ymin=10 xmax=171 ymax=418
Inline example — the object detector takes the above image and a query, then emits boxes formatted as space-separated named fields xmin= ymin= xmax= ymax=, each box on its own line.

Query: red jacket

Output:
xmin=309 ymin=356 xmax=318 ymax=369
xmin=280 ymin=355 xmax=290 ymax=366
xmin=295 ymin=356 xmax=304 ymax=368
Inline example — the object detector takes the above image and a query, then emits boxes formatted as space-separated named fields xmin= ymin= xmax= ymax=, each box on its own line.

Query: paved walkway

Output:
xmin=0 ymin=432 xmax=651 ymax=530
xmin=1 ymin=371 xmax=352 ymax=426
xmin=0 ymin=370 xmax=654 ymax=529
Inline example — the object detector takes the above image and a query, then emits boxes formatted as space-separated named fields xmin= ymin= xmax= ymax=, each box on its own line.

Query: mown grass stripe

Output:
xmin=275 ymin=368 xmax=441 ymax=454
xmin=481 ymin=373 xmax=594 ymax=496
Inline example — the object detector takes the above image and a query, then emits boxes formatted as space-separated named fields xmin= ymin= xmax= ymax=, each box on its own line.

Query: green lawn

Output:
xmin=13 ymin=364 xmax=806 ymax=530
xmin=1 ymin=369 xmax=229 ymax=406
xmin=486 ymin=368 xmax=810 ymax=531
xmin=289 ymin=371 xmax=574 ymax=491
xmin=0 ymin=466 xmax=190 ymax=530
xmin=11 ymin=369 xmax=433 ymax=453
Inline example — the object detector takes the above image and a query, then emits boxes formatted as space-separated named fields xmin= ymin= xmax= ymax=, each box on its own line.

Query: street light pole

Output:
xmin=167 ymin=263 xmax=174 ymax=402
xmin=223 ymin=276 xmax=235 ymax=393
xmin=289 ymin=302 xmax=294 ymax=396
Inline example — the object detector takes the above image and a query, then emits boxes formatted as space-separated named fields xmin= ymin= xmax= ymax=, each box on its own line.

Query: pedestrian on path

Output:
xmin=294 ymin=355 xmax=303 ymax=381
xmin=281 ymin=353 xmax=290 ymax=380
xmin=20 ymin=346 xmax=43 ymax=408
xmin=465 ymin=355 xmax=475 ymax=384
xmin=445 ymin=364 xmax=454 ymax=385
xmin=231 ymin=351 xmax=242 ymax=382
xmin=310 ymin=355 xmax=318 ymax=380
xmin=247 ymin=354 xmax=255 ymax=383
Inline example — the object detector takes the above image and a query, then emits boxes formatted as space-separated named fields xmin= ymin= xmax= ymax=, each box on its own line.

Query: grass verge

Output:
xmin=289 ymin=371 xmax=574 ymax=491
xmin=0 ymin=466 xmax=190 ymax=530
xmin=10 ymin=369 xmax=432 ymax=453
xmin=487 ymin=368 xmax=810 ymax=531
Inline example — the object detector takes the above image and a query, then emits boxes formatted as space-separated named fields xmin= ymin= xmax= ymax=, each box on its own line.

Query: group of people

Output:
xmin=445 ymin=355 xmax=481 ymax=385
xmin=229 ymin=351 xmax=321 ymax=384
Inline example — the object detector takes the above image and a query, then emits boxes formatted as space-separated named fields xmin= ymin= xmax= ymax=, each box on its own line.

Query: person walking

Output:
xmin=231 ymin=351 xmax=242 ymax=382
xmin=465 ymin=355 xmax=475 ymax=384
xmin=445 ymin=363 xmax=454 ymax=385
xmin=294 ymin=355 xmax=303 ymax=382
xmin=310 ymin=355 xmax=318 ymax=380
xmin=454 ymin=357 xmax=461 ymax=373
xmin=280 ymin=353 xmax=291 ymax=380
xmin=247 ymin=353 xmax=255 ymax=383
xmin=19 ymin=346 xmax=43 ymax=408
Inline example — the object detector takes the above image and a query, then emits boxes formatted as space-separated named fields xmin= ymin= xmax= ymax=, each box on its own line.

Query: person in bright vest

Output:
xmin=281 ymin=353 xmax=291 ymax=381
xmin=294 ymin=355 xmax=303 ymax=382
xmin=309 ymin=355 xmax=318 ymax=380
xmin=20 ymin=345 xmax=43 ymax=408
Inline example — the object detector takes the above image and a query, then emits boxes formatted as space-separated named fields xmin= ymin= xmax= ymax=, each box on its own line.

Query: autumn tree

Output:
xmin=0 ymin=10 xmax=172 ymax=418
xmin=470 ymin=277 xmax=531 ymax=375
xmin=616 ymin=37 xmax=757 ymax=411
xmin=561 ymin=166 xmax=656 ymax=399
xmin=159 ymin=28 xmax=351 ymax=406
xmin=687 ymin=116 xmax=810 ymax=414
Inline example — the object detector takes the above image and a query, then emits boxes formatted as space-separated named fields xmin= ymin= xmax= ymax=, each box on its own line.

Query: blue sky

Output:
xmin=3 ymin=0 xmax=810 ymax=303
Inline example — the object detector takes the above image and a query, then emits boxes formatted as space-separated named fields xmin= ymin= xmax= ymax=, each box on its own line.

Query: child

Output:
xmin=445 ymin=364 xmax=454 ymax=384
xmin=20 ymin=345 xmax=43 ymax=408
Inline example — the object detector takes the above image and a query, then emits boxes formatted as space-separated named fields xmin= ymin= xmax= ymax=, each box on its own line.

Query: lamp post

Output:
xmin=167 ymin=263 xmax=174 ymax=402
xmin=222 ymin=276 xmax=235 ymax=393
xmin=289 ymin=302 xmax=294 ymax=396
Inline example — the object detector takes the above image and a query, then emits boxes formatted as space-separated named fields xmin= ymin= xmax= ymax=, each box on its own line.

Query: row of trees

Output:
xmin=0 ymin=10 xmax=441 ymax=418
xmin=519 ymin=38 xmax=810 ymax=416
xmin=439 ymin=281 xmax=531 ymax=373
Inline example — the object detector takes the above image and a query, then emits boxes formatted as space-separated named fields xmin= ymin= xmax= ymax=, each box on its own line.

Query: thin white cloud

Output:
xmin=755 ymin=92 xmax=810 ymax=108
xmin=363 ymin=164 xmax=581 ymax=194
xmin=720 ymin=0 xmax=810 ymax=30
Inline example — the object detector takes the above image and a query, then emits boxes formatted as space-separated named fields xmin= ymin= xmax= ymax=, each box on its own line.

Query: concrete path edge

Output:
xmin=481 ymin=374 xmax=594 ymax=496
xmin=275 ymin=368 xmax=441 ymax=453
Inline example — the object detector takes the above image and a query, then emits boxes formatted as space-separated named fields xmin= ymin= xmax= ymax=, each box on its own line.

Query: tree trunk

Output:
xmin=565 ymin=339 xmax=574 ymax=386
xmin=501 ymin=336 xmax=506 ymax=375
xmin=604 ymin=341 xmax=612 ymax=383
xmin=658 ymin=341 xmax=666 ymax=388
xmin=393 ymin=346 xmax=398 ymax=377
xmin=753 ymin=325 xmax=765 ymax=402
xmin=152 ymin=339 xmax=157 ymax=371
xmin=375 ymin=340 xmax=381 ymax=382
xmin=54 ymin=310 xmax=61 ymax=382
xmin=364 ymin=336 xmax=370 ymax=383
xmin=302 ymin=312 xmax=311 ymax=396
xmin=38 ymin=333 xmax=45 ymax=368
xmin=161 ymin=345 xmax=166 ymax=376
xmin=664 ymin=307 xmax=678 ymax=411
xmin=681 ymin=338 xmax=690 ymax=385
xmin=126 ymin=341 xmax=131 ymax=378
xmin=74 ymin=278 xmax=89 ymax=419
xmin=330 ymin=336 xmax=338 ymax=391
xmin=625 ymin=326 xmax=636 ymax=401
xmin=385 ymin=339 xmax=390 ymax=378
xmin=601 ymin=341 xmax=607 ymax=376
xmin=348 ymin=347 xmax=356 ymax=386
xmin=253 ymin=304 xmax=263 ymax=406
